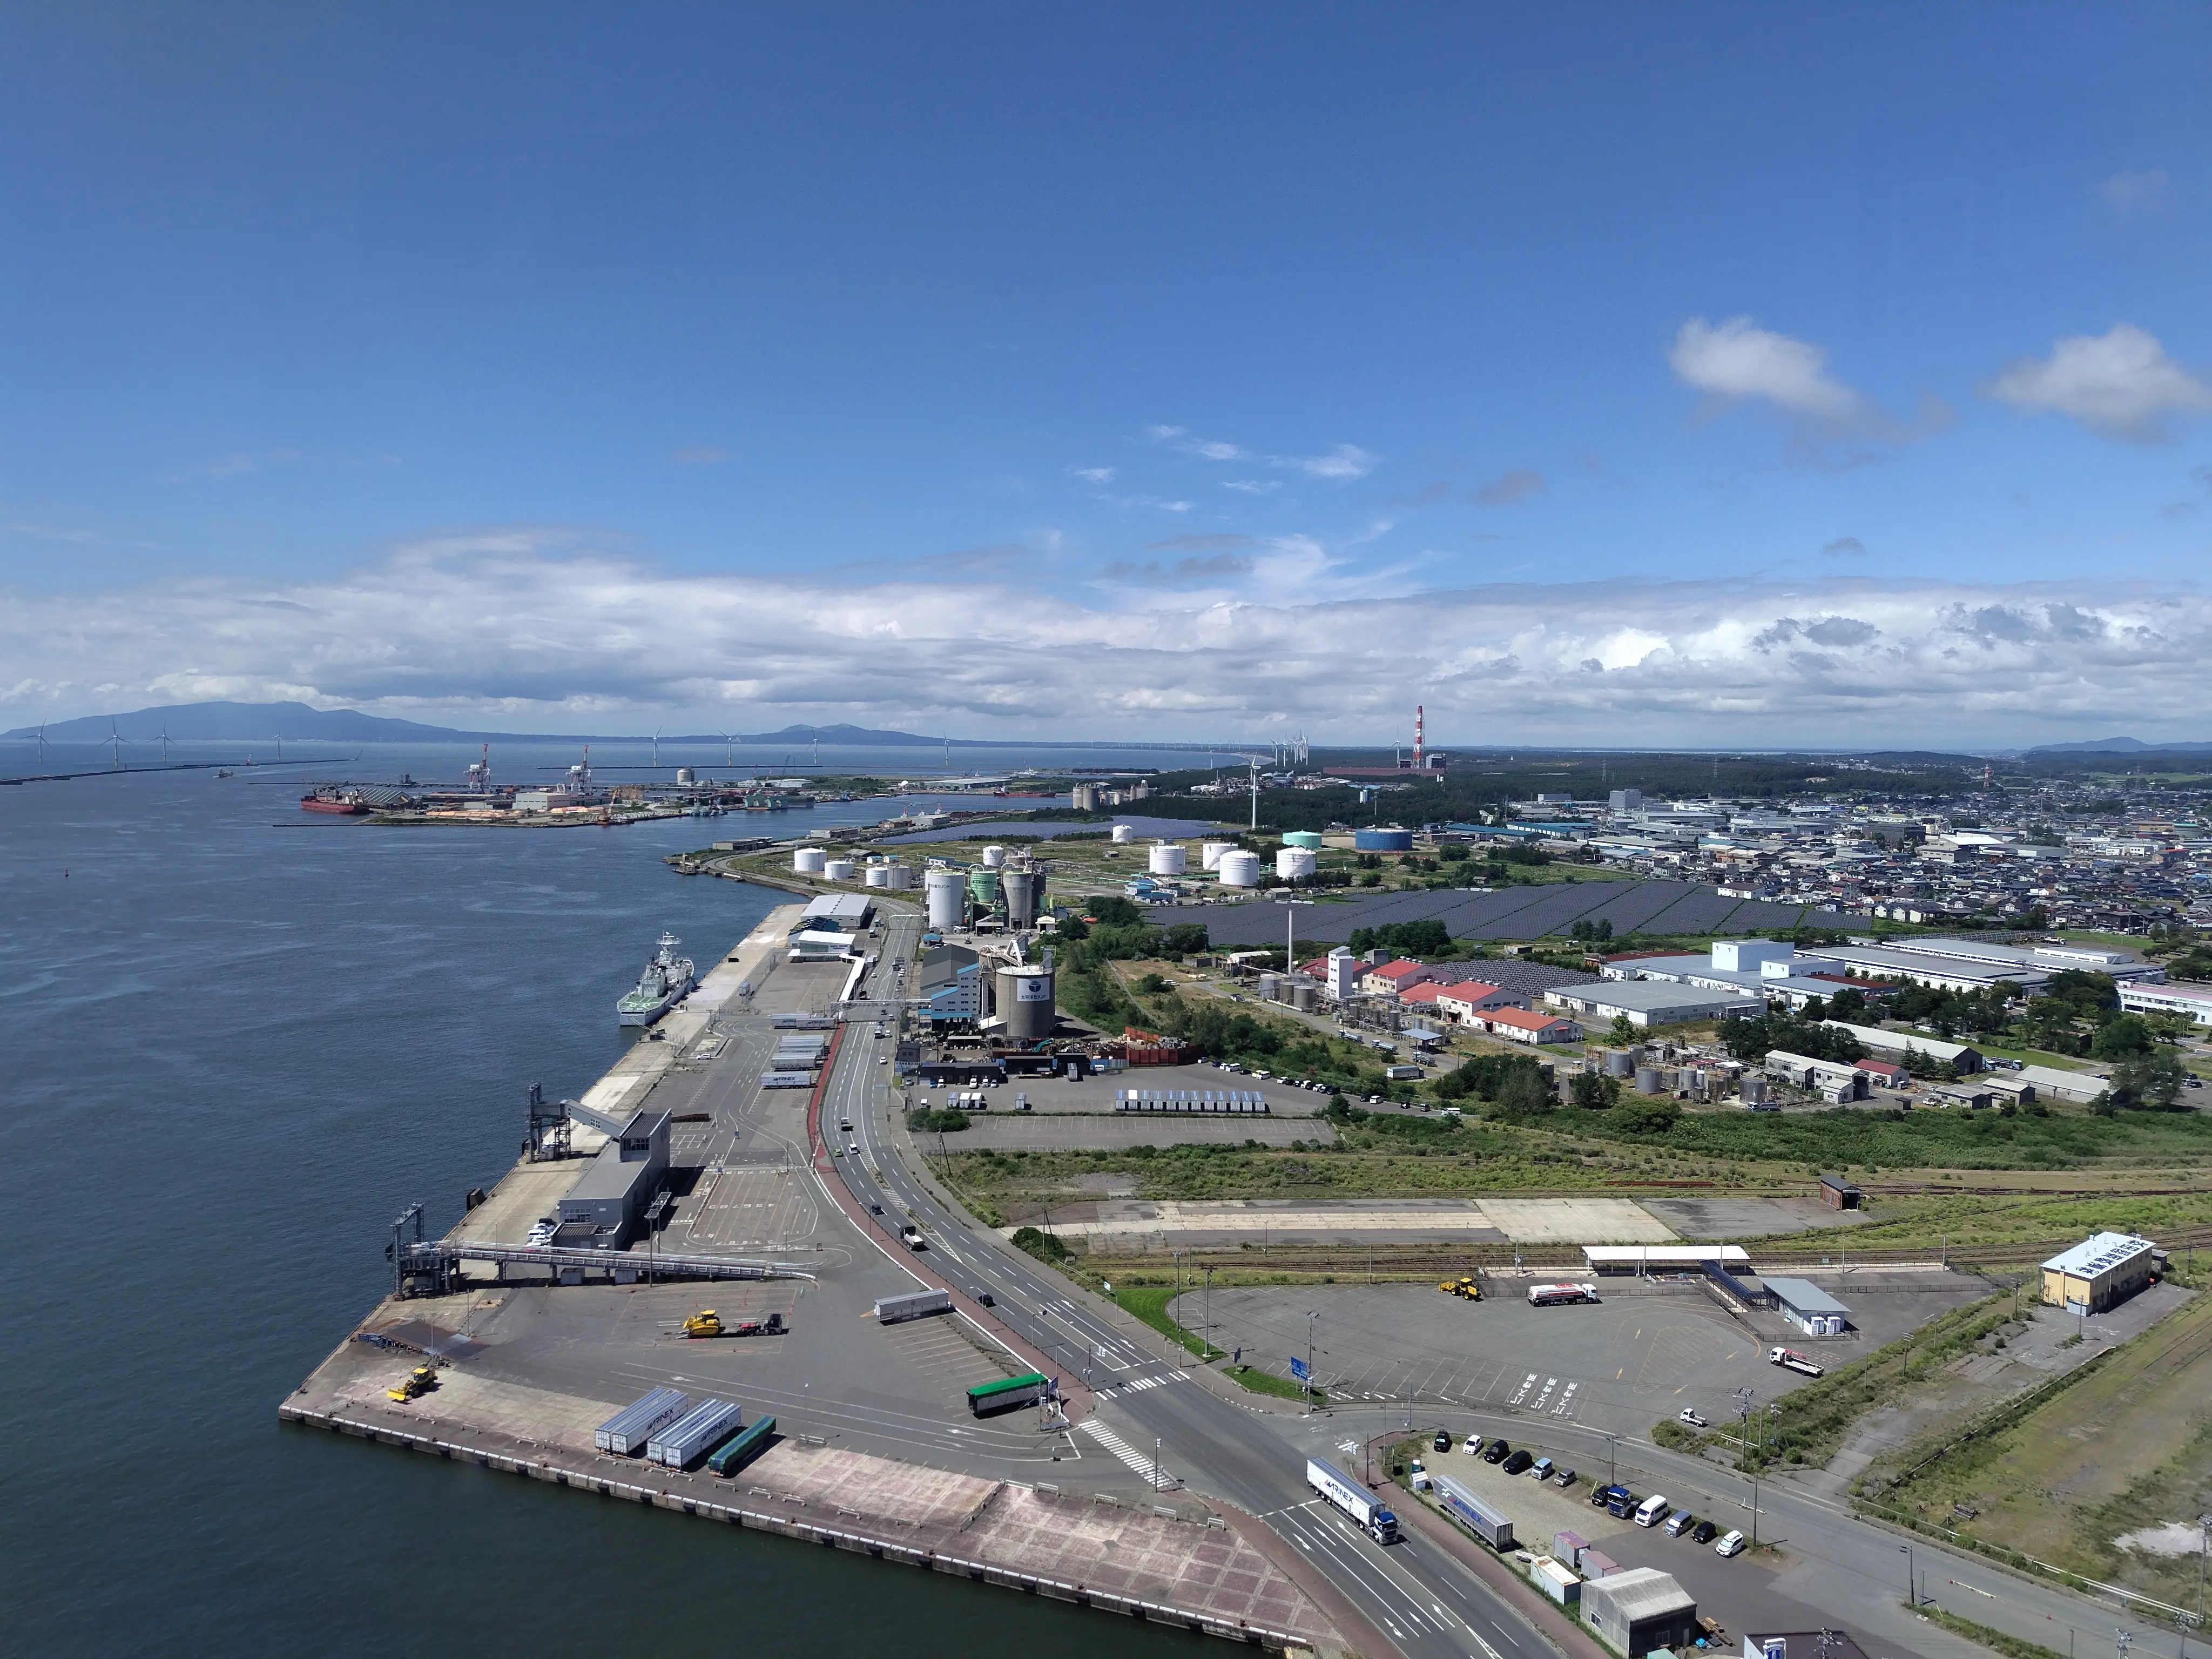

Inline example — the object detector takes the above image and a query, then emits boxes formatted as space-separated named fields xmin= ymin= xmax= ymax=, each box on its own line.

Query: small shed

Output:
xmin=1582 ymin=1568 xmax=1697 ymax=1656
xmin=1765 ymin=1276 xmax=1852 ymax=1336
xmin=1818 ymin=1174 xmax=1861 ymax=1211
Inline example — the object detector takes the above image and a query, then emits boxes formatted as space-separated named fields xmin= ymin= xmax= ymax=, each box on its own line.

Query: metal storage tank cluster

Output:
xmin=1275 ymin=847 xmax=1317 ymax=880
xmin=1201 ymin=841 xmax=1238 ymax=870
xmin=1217 ymin=849 xmax=1261 ymax=886
xmin=793 ymin=846 xmax=828 ymax=874
xmin=924 ymin=868 xmax=966 ymax=930
xmin=1148 ymin=842 xmax=1186 ymax=875
xmin=1353 ymin=826 xmax=1414 ymax=851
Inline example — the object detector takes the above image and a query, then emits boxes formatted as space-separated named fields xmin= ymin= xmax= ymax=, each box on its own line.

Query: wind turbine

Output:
xmin=652 ymin=725 xmax=662 ymax=770
xmin=35 ymin=723 xmax=46 ymax=764
xmin=159 ymin=723 xmax=172 ymax=764
xmin=720 ymin=731 xmax=734 ymax=767
xmin=106 ymin=720 xmax=126 ymax=770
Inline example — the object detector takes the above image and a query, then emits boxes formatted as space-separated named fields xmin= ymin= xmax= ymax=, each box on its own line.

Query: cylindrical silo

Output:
xmin=1257 ymin=972 xmax=1283 ymax=1002
xmin=1283 ymin=830 xmax=1324 ymax=851
xmin=675 ymin=767 xmax=696 ymax=785
xmin=1635 ymin=1065 xmax=1662 ymax=1094
xmin=1002 ymin=868 xmax=1041 ymax=927
xmin=865 ymin=865 xmax=892 ymax=888
xmin=994 ymin=960 xmax=1057 ymax=1040
xmin=824 ymin=859 xmax=856 ymax=881
xmin=1202 ymin=841 xmax=1237 ymax=870
xmin=1149 ymin=843 xmax=1186 ymax=876
xmin=1110 ymin=823 xmax=1136 ymax=844
xmin=794 ymin=847 xmax=828 ymax=874
xmin=1603 ymin=1049 xmax=1636 ymax=1078
xmin=1292 ymin=983 xmax=1318 ymax=1012
xmin=1275 ymin=847 xmax=1317 ymax=880
xmin=925 ymin=869 xmax=965 ymax=931
xmin=981 ymin=844 xmax=1007 ymax=868
xmin=883 ymin=861 xmax=914 ymax=891
xmin=1740 ymin=1075 xmax=1766 ymax=1105
xmin=1217 ymin=850 xmax=1261 ymax=887
xmin=968 ymin=868 xmax=1001 ymax=913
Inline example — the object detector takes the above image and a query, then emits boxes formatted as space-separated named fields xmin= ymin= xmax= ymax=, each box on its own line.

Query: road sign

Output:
xmin=1289 ymin=1357 xmax=1310 ymax=1382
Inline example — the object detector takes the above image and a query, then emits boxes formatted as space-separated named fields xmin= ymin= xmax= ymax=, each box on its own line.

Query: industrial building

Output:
xmin=1597 ymin=940 xmax=1863 ymax=1011
xmin=2120 ymin=979 xmax=2212 ymax=1024
xmin=2041 ymin=1232 xmax=2158 ymax=1313
xmin=556 ymin=1108 xmax=671 ymax=1247
xmin=1579 ymin=1568 xmax=1697 ymax=1657
xmin=919 ymin=945 xmax=985 ymax=1025
xmin=1764 ymin=1276 xmax=1851 ymax=1334
xmin=1763 ymin=1050 xmax=1870 ymax=1103
xmin=1472 ymin=1007 xmax=1582 ymax=1045
xmin=1819 ymin=1020 xmax=1985 ymax=1074
xmin=795 ymin=892 xmax=875 ymax=934
xmin=1543 ymin=980 xmax=1764 ymax=1028
xmin=2011 ymin=1062 xmax=2107 ymax=1103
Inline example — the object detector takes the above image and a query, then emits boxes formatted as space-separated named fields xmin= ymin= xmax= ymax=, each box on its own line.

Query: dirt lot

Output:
xmin=1875 ymin=1285 xmax=2212 ymax=1606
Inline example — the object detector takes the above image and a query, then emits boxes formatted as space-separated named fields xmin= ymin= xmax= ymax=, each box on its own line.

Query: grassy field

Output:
xmin=1871 ymin=1290 xmax=2212 ymax=1610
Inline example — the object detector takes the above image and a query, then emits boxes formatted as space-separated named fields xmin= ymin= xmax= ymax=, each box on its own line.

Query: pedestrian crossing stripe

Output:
xmin=1081 ymin=1419 xmax=1176 ymax=1488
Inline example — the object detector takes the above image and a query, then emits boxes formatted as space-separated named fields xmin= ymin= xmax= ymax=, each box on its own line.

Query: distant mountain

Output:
xmin=1 ymin=701 xmax=975 ymax=747
xmin=2028 ymin=737 xmax=2212 ymax=755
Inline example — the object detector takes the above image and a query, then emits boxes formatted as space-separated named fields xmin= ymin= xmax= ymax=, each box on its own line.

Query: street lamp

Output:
xmin=1305 ymin=1310 xmax=1319 ymax=1415
xmin=1899 ymin=1544 xmax=1916 ymax=1607
xmin=1203 ymin=1264 xmax=1215 ymax=1361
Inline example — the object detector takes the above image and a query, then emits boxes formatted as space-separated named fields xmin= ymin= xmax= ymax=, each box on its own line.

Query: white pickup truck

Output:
xmin=1769 ymin=1346 xmax=1824 ymax=1377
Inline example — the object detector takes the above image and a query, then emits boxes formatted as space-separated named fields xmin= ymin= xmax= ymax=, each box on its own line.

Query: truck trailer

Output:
xmin=874 ymin=1288 xmax=952 ymax=1325
xmin=648 ymin=1398 xmax=745 ymax=1469
xmin=1306 ymin=1458 xmax=1401 ymax=1543
xmin=596 ymin=1387 xmax=690 ymax=1456
xmin=1432 ymin=1471 xmax=1514 ymax=1550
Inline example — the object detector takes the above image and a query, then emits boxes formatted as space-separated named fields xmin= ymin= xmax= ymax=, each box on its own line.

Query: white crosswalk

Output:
xmin=1082 ymin=1418 xmax=1177 ymax=1488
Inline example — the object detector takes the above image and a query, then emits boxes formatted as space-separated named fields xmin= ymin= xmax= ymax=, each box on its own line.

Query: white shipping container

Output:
xmin=874 ymin=1288 xmax=954 ymax=1325
xmin=648 ymin=1398 xmax=745 ymax=1468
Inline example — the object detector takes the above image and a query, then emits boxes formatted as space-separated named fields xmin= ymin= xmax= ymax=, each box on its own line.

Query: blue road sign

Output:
xmin=1289 ymin=1357 xmax=1310 ymax=1382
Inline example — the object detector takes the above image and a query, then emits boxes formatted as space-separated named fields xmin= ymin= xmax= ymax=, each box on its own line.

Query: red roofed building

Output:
xmin=1362 ymin=959 xmax=1442 ymax=998
xmin=1399 ymin=981 xmax=1449 ymax=1009
xmin=1432 ymin=980 xmax=1527 ymax=1026
xmin=1473 ymin=1007 xmax=1582 ymax=1045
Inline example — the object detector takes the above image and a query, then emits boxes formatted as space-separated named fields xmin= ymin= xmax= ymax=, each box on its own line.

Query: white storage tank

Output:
xmin=981 ymin=844 xmax=1007 ymax=868
xmin=1111 ymin=824 xmax=1136 ymax=844
xmin=1276 ymin=847 xmax=1317 ymax=880
xmin=925 ymin=869 xmax=965 ymax=931
xmin=865 ymin=865 xmax=892 ymax=888
xmin=993 ymin=957 xmax=1057 ymax=1041
xmin=1217 ymin=850 xmax=1261 ymax=887
xmin=883 ymin=861 xmax=914 ymax=890
xmin=1202 ymin=841 xmax=1238 ymax=871
xmin=1149 ymin=842 xmax=1187 ymax=876
xmin=793 ymin=847 xmax=828 ymax=874
xmin=824 ymin=859 xmax=857 ymax=881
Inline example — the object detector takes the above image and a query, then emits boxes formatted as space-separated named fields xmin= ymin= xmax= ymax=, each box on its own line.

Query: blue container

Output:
xmin=1354 ymin=827 xmax=1414 ymax=852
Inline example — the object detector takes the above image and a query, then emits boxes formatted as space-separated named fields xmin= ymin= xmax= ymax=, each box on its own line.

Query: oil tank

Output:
xmin=1740 ymin=1075 xmax=1767 ymax=1105
xmin=981 ymin=845 xmax=1007 ymax=868
xmin=1110 ymin=823 xmax=1136 ymax=844
xmin=882 ymin=861 xmax=913 ymax=891
xmin=1603 ymin=1049 xmax=1636 ymax=1078
xmin=968 ymin=868 xmax=1001 ymax=912
xmin=1217 ymin=850 xmax=1261 ymax=887
xmin=794 ymin=847 xmax=828 ymax=874
xmin=675 ymin=767 xmax=696 ymax=785
xmin=1257 ymin=972 xmax=1283 ymax=1001
xmin=1634 ymin=1065 xmax=1662 ymax=1094
xmin=1002 ymin=868 xmax=1043 ymax=927
xmin=1283 ymin=830 xmax=1324 ymax=851
xmin=1354 ymin=827 xmax=1414 ymax=852
xmin=1149 ymin=843 xmax=1186 ymax=876
xmin=1201 ymin=841 xmax=1238 ymax=870
xmin=864 ymin=865 xmax=892 ymax=888
xmin=824 ymin=859 xmax=856 ymax=881
xmin=994 ymin=959 xmax=1056 ymax=1040
xmin=1275 ymin=847 xmax=1317 ymax=880
xmin=1292 ymin=983 xmax=1318 ymax=1012
xmin=925 ymin=869 xmax=965 ymax=930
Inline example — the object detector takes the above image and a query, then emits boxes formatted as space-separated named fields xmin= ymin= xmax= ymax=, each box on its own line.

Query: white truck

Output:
xmin=1769 ymin=1346 xmax=1825 ymax=1377
xmin=1527 ymin=1282 xmax=1602 ymax=1307
xmin=1306 ymin=1458 xmax=1401 ymax=1543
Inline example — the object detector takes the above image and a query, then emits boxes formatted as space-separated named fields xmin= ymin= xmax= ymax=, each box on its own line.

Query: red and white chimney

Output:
xmin=1414 ymin=704 xmax=1425 ymax=771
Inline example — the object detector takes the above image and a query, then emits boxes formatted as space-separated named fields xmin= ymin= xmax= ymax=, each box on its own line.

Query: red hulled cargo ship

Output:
xmin=300 ymin=788 xmax=370 ymax=815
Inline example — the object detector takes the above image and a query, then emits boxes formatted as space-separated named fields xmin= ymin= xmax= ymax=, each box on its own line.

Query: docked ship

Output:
xmin=617 ymin=933 xmax=695 ymax=1026
xmin=300 ymin=787 xmax=370 ymax=815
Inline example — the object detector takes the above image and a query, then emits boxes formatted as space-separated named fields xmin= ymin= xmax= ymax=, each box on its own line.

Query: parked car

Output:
xmin=1551 ymin=1467 xmax=1577 ymax=1488
xmin=1462 ymin=1437 xmax=1486 ymax=1458
xmin=1691 ymin=1520 xmax=1718 ymax=1544
xmin=1715 ymin=1530 xmax=1748 ymax=1557
xmin=1501 ymin=1449 xmax=1535 ymax=1475
xmin=1678 ymin=1408 xmax=1709 ymax=1429
xmin=1433 ymin=1430 xmax=1452 ymax=1452
xmin=1664 ymin=1509 xmax=1695 ymax=1536
xmin=1530 ymin=1457 xmax=1554 ymax=1480
xmin=1482 ymin=1440 xmax=1510 ymax=1464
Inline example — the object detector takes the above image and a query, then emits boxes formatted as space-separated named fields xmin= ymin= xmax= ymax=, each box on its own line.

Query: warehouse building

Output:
xmin=1545 ymin=980 xmax=1764 ymax=1029
xmin=1763 ymin=1050 xmax=1870 ymax=1103
xmin=795 ymin=892 xmax=875 ymax=934
xmin=1820 ymin=1021 xmax=1985 ymax=1074
xmin=1765 ymin=1275 xmax=1852 ymax=1335
xmin=2041 ymin=1232 xmax=2158 ymax=1314
xmin=557 ymin=1107 xmax=671 ymax=1247
xmin=2119 ymin=980 xmax=2212 ymax=1026
xmin=1580 ymin=1568 xmax=1697 ymax=1657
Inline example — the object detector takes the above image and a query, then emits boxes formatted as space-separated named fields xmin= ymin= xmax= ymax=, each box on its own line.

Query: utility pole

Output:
xmin=1203 ymin=1265 xmax=1215 ymax=1361
xmin=1899 ymin=1544 xmax=1916 ymax=1607
xmin=2198 ymin=1514 xmax=2211 ymax=1627
xmin=1305 ymin=1309 xmax=1318 ymax=1414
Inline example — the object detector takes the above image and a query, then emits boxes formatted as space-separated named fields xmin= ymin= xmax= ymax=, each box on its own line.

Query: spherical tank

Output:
xmin=925 ymin=869 xmax=965 ymax=930
xmin=1275 ymin=847 xmax=1317 ymax=880
xmin=675 ymin=766 xmax=696 ymax=785
xmin=823 ymin=859 xmax=857 ymax=881
xmin=1000 ymin=868 xmax=1042 ymax=927
xmin=794 ymin=847 xmax=828 ymax=874
xmin=1148 ymin=843 xmax=1186 ymax=875
xmin=994 ymin=962 xmax=1057 ymax=1040
xmin=1110 ymin=824 xmax=1136 ymax=844
xmin=1217 ymin=851 xmax=1261 ymax=886
xmin=1282 ymin=831 xmax=1324 ymax=851
xmin=980 ymin=844 xmax=1007 ymax=868
xmin=1201 ymin=841 xmax=1237 ymax=870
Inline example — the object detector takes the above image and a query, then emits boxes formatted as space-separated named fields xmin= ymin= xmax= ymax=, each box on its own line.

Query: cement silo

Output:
xmin=981 ymin=845 xmax=1007 ymax=868
xmin=1110 ymin=823 xmax=1136 ymax=844
xmin=993 ymin=956 xmax=1057 ymax=1040
xmin=968 ymin=868 xmax=1001 ymax=915
xmin=1202 ymin=841 xmax=1238 ymax=870
xmin=1275 ymin=847 xmax=1317 ymax=881
xmin=1283 ymin=830 xmax=1324 ymax=851
xmin=794 ymin=847 xmax=828 ymax=874
xmin=1149 ymin=842 xmax=1186 ymax=876
xmin=823 ymin=859 xmax=857 ymax=881
xmin=925 ymin=869 xmax=965 ymax=931
xmin=1217 ymin=850 xmax=1261 ymax=887
xmin=1001 ymin=867 xmax=1043 ymax=927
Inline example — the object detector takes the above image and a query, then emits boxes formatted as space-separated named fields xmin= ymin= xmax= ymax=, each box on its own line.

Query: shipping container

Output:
xmin=596 ymin=1387 xmax=690 ymax=1455
xmin=1433 ymin=1472 xmax=1515 ymax=1549
xmin=706 ymin=1414 xmax=776 ymax=1476
xmin=967 ymin=1372 xmax=1051 ymax=1417
xmin=874 ymin=1288 xmax=953 ymax=1325
xmin=648 ymin=1398 xmax=745 ymax=1469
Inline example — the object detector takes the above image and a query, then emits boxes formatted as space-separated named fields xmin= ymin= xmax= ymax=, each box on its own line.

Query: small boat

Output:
xmin=214 ymin=768 xmax=234 ymax=779
xmin=300 ymin=787 xmax=369 ymax=815
xmin=618 ymin=933 xmax=696 ymax=1026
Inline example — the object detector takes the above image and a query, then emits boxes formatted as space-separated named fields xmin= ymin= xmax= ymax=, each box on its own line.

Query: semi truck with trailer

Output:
xmin=1527 ymin=1282 xmax=1602 ymax=1306
xmin=1306 ymin=1458 xmax=1401 ymax=1543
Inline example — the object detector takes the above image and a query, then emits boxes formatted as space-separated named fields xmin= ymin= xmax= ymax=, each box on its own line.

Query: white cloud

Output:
xmin=7 ymin=535 xmax=2210 ymax=746
xmin=1145 ymin=425 xmax=1376 ymax=481
xmin=1668 ymin=316 xmax=1864 ymax=425
xmin=1223 ymin=479 xmax=1278 ymax=495
xmin=1069 ymin=466 xmax=1117 ymax=484
xmin=2100 ymin=168 xmax=2170 ymax=218
xmin=1290 ymin=443 xmax=1377 ymax=481
xmin=1985 ymin=323 xmax=2212 ymax=441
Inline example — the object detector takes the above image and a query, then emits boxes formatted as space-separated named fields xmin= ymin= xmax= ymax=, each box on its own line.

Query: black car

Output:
xmin=976 ymin=1291 xmax=995 ymax=1307
xmin=1482 ymin=1440 xmax=1510 ymax=1465
xmin=1590 ymin=1483 xmax=1616 ymax=1507
xmin=1691 ymin=1520 xmax=1718 ymax=1544
xmin=1433 ymin=1430 xmax=1452 ymax=1453
xmin=869 ymin=1202 xmax=885 ymax=1215
xmin=1501 ymin=1449 xmax=1535 ymax=1475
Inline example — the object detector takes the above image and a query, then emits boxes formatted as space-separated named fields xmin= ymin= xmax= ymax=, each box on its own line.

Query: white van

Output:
xmin=1634 ymin=1493 xmax=1671 ymax=1528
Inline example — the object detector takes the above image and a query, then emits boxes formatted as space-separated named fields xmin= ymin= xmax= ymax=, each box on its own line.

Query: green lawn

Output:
xmin=1107 ymin=1283 xmax=1221 ymax=1360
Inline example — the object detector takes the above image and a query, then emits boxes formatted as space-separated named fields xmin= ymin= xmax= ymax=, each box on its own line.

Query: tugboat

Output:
xmin=617 ymin=933 xmax=696 ymax=1026
xmin=300 ymin=786 xmax=369 ymax=815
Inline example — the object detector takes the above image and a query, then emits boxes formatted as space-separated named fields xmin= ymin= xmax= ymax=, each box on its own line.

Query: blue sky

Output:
xmin=2 ymin=5 xmax=2209 ymax=746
